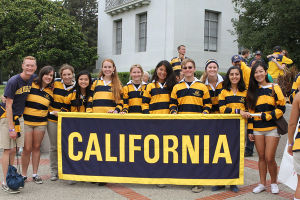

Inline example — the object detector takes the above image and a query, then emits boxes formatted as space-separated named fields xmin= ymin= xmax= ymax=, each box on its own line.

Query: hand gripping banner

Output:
xmin=57 ymin=113 xmax=245 ymax=185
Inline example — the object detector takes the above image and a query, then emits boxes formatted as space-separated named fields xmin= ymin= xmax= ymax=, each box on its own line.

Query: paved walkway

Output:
xmin=0 ymin=152 xmax=295 ymax=200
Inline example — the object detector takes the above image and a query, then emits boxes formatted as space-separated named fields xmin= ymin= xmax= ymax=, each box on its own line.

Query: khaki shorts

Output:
xmin=294 ymin=151 xmax=300 ymax=175
xmin=24 ymin=124 xmax=46 ymax=132
xmin=0 ymin=117 xmax=25 ymax=149
xmin=253 ymin=129 xmax=280 ymax=137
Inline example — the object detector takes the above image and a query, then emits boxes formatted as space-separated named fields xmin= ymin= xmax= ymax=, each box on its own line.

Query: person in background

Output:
xmin=174 ymin=69 xmax=184 ymax=83
xmin=170 ymin=45 xmax=187 ymax=71
xmin=142 ymin=71 xmax=150 ymax=84
xmin=287 ymin=92 xmax=300 ymax=200
xmin=121 ymin=64 xmax=146 ymax=114
xmin=249 ymin=51 xmax=265 ymax=68
xmin=267 ymin=46 xmax=293 ymax=82
xmin=289 ymin=73 xmax=300 ymax=104
xmin=21 ymin=66 xmax=54 ymax=184
xmin=0 ymin=56 xmax=37 ymax=193
xmin=247 ymin=61 xmax=285 ymax=194
xmin=86 ymin=59 xmax=123 ymax=114
xmin=202 ymin=59 xmax=223 ymax=113
xmin=47 ymin=64 xmax=76 ymax=181
xmin=241 ymin=49 xmax=250 ymax=66
xmin=231 ymin=55 xmax=251 ymax=89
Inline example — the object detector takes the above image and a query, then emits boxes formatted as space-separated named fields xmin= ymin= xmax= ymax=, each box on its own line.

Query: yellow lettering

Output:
xmin=212 ymin=135 xmax=232 ymax=164
xmin=163 ymin=135 xmax=178 ymax=163
xmin=182 ymin=135 xmax=199 ymax=164
xmin=129 ymin=134 xmax=142 ymax=162
xmin=84 ymin=133 xmax=103 ymax=161
xmin=105 ymin=133 xmax=117 ymax=162
xmin=144 ymin=134 xmax=159 ymax=164
xmin=203 ymin=135 xmax=210 ymax=164
xmin=68 ymin=132 xmax=83 ymax=161
xmin=119 ymin=134 xmax=125 ymax=162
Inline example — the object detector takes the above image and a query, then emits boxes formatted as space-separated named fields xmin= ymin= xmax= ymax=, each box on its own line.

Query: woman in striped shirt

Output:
xmin=21 ymin=66 xmax=54 ymax=184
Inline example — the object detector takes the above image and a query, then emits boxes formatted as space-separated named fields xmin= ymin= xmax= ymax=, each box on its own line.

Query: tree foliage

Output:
xmin=62 ymin=0 xmax=98 ymax=47
xmin=232 ymin=0 xmax=300 ymax=66
xmin=0 ymin=0 xmax=97 ymax=82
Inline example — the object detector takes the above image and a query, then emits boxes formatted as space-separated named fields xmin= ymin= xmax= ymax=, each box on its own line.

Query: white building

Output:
xmin=97 ymin=0 xmax=239 ymax=72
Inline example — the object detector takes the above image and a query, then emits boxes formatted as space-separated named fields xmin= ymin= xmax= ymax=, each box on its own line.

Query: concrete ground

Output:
xmin=0 ymin=104 xmax=295 ymax=199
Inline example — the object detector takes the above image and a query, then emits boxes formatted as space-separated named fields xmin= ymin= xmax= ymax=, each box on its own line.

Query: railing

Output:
xmin=105 ymin=0 xmax=151 ymax=15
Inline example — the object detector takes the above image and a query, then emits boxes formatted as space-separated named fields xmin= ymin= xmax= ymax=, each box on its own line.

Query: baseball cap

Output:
xmin=273 ymin=46 xmax=282 ymax=52
xmin=231 ymin=55 xmax=241 ymax=63
xmin=255 ymin=51 xmax=262 ymax=55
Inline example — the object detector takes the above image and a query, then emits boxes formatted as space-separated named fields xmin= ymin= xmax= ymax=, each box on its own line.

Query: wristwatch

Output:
xmin=9 ymin=128 xmax=15 ymax=132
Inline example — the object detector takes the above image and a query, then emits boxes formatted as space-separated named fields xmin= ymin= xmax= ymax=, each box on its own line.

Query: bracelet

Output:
xmin=9 ymin=128 xmax=15 ymax=132
xmin=288 ymin=143 xmax=294 ymax=147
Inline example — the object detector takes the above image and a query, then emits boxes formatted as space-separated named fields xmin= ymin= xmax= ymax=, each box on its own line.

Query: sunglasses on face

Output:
xmin=182 ymin=66 xmax=193 ymax=70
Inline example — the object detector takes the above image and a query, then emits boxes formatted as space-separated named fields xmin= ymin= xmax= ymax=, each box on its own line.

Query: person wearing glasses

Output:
xmin=170 ymin=58 xmax=212 ymax=193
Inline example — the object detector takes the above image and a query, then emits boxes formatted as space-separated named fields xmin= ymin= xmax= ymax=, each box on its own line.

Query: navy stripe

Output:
xmin=255 ymin=104 xmax=275 ymax=112
xmin=142 ymin=109 xmax=150 ymax=114
xmin=128 ymin=106 xmax=142 ymax=113
xmin=209 ymin=89 xmax=222 ymax=98
xmin=94 ymin=85 xmax=111 ymax=92
xmin=277 ymin=105 xmax=286 ymax=112
xmin=257 ymin=88 xmax=273 ymax=96
xmin=253 ymin=120 xmax=276 ymax=128
xmin=219 ymin=100 xmax=226 ymax=106
xmin=224 ymin=96 xmax=245 ymax=104
xmin=24 ymin=114 xmax=48 ymax=122
xmin=150 ymin=88 xmax=169 ymax=96
xmin=123 ymin=98 xmax=129 ymax=104
xmin=26 ymin=101 xmax=48 ymax=110
xmin=92 ymin=99 xmax=116 ymax=107
xmin=178 ymin=104 xmax=203 ymax=113
xmin=30 ymin=88 xmax=54 ymax=102
xmin=171 ymin=61 xmax=181 ymax=67
xmin=52 ymin=101 xmax=64 ymax=110
xmin=149 ymin=102 xmax=169 ymax=111
xmin=142 ymin=96 xmax=151 ymax=104
xmin=54 ymin=88 xmax=69 ymax=96
xmin=170 ymin=98 xmax=178 ymax=105
xmin=211 ymin=104 xmax=219 ymax=112
xmin=48 ymin=114 xmax=57 ymax=121
xmin=170 ymin=106 xmax=177 ymax=111
xmin=224 ymin=107 xmax=232 ymax=113
xmin=0 ymin=105 xmax=5 ymax=117
xmin=295 ymin=132 xmax=300 ymax=139
xmin=203 ymin=98 xmax=212 ymax=105
xmin=128 ymin=91 xmax=142 ymax=99
xmin=177 ymin=88 xmax=204 ymax=99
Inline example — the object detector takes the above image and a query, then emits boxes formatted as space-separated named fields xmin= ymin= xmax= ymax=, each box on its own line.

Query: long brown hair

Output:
xmin=99 ymin=59 xmax=122 ymax=102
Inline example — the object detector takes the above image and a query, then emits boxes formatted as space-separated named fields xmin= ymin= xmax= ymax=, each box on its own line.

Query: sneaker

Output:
xmin=50 ymin=174 xmax=58 ymax=181
xmin=191 ymin=185 xmax=204 ymax=193
xmin=253 ymin=184 xmax=265 ymax=193
xmin=156 ymin=184 xmax=166 ymax=188
xmin=1 ymin=184 xmax=20 ymax=194
xmin=19 ymin=176 xmax=27 ymax=189
xmin=230 ymin=185 xmax=240 ymax=193
xmin=212 ymin=185 xmax=225 ymax=191
xmin=33 ymin=175 xmax=43 ymax=184
xmin=271 ymin=183 xmax=279 ymax=194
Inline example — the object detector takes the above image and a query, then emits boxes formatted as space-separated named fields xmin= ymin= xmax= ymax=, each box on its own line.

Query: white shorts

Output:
xmin=253 ymin=129 xmax=280 ymax=137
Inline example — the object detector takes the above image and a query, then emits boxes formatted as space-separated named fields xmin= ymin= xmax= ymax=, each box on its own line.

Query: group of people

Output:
xmin=0 ymin=45 xmax=299 ymax=199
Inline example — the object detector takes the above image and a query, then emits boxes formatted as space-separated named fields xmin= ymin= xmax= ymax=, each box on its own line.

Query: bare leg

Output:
xmin=264 ymin=136 xmax=279 ymax=183
xmin=254 ymin=135 xmax=267 ymax=185
xmin=21 ymin=130 xmax=33 ymax=177
xmin=32 ymin=129 xmax=45 ymax=174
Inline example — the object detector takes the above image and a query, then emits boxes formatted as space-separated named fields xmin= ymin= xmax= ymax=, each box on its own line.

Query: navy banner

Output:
xmin=57 ymin=113 xmax=245 ymax=185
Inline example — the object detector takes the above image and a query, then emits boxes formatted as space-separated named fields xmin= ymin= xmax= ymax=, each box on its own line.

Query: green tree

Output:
xmin=232 ymin=0 xmax=300 ymax=66
xmin=0 ymin=0 xmax=97 ymax=82
xmin=63 ymin=0 xmax=98 ymax=47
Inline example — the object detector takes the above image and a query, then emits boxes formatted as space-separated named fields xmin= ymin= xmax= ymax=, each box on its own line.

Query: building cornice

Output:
xmin=105 ymin=0 xmax=151 ymax=16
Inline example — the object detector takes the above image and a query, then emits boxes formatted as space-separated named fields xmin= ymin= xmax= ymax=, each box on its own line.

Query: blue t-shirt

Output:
xmin=4 ymin=74 xmax=36 ymax=116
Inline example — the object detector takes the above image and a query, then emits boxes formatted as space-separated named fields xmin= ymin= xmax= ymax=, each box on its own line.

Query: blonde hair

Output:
xmin=129 ymin=64 xmax=144 ymax=81
xmin=23 ymin=56 xmax=36 ymax=64
xmin=59 ymin=64 xmax=74 ymax=77
xmin=100 ymin=59 xmax=122 ymax=102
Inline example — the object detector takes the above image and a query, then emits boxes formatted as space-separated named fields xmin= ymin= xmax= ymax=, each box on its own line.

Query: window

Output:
xmin=204 ymin=11 xmax=219 ymax=52
xmin=114 ymin=19 xmax=122 ymax=55
xmin=138 ymin=13 xmax=147 ymax=52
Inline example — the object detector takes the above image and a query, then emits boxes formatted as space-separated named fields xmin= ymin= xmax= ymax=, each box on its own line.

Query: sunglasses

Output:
xmin=182 ymin=66 xmax=193 ymax=70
